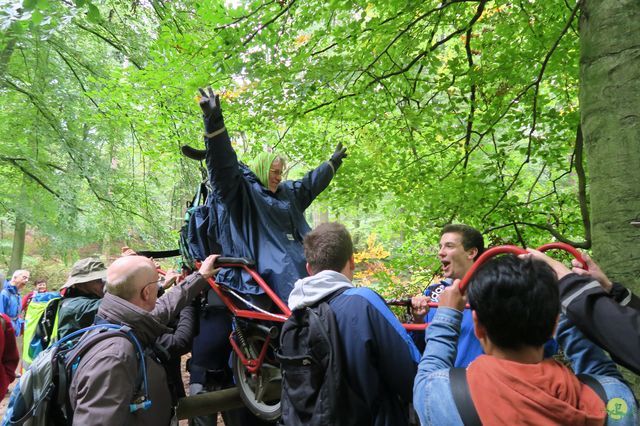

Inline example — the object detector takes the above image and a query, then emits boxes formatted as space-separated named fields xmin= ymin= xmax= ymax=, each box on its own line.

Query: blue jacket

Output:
xmin=413 ymin=308 xmax=638 ymax=425
xmin=0 ymin=285 xmax=22 ymax=336
xmin=205 ymin=124 xmax=335 ymax=301
xmin=288 ymin=271 xmax=420 ymax=426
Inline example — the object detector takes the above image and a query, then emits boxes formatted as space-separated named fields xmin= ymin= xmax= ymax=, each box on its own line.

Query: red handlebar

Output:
xmin=457 ymin=242 xmax=587 ymax=293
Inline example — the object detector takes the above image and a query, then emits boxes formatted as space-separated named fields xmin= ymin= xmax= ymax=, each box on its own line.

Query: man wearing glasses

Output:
xmin=69 ymin=254 xmax=218 ymax=425
xmin=0 ymin=269 xmax=30 ymax=337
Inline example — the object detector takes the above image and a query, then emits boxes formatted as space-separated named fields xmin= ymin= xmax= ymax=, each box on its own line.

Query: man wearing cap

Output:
xmin=57 ymin=258 xmax=107 ymax=339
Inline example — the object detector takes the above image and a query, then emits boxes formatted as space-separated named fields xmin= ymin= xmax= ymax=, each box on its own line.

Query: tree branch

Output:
xmin=243 ymin=0 xmax=297 ymax=46
xmin=484 ymin=221 xmax=590 ymax=248
xmin=462 ymin=27 xmax=476 ymax=170
xmin=366 ymin=1 xmax=486 ymax=88
xmin=303 ymin=93 xmax=357 ymax=115
xmin=573 ymin=124 xmax=591 ymax=244
xmin=74 ymin=22 xmax=143 ymax=69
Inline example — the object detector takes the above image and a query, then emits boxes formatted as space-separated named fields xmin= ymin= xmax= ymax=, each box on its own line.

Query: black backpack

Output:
xmin=277 ymin=288 xmax=370 ymax=426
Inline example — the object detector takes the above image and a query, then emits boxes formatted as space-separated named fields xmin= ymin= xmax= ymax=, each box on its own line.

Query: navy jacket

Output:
xmin=288 ymin=271 xmax=420 ymax=425
xmin=330 ymin=288 xmax=420 ymax=426
xmin=204 ymin=123 xmax=335 ymax=300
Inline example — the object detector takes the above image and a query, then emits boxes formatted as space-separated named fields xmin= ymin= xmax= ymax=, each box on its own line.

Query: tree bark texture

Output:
xmin=9 ymin=217 xmax=26 ymax=274
xmin=579 ymin=0 xmax=640 ymax=291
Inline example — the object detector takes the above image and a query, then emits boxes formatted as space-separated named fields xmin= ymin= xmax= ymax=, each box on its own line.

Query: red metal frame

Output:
xmin=205 ymin=263 xmax=291 ymax=322
xmin=183 ymin=242 xmax=585 ymax=361
xmin=229 ymin=330 xmax=273 ymax=374
xmin=202 ymin=262 xmax=290 ymax=372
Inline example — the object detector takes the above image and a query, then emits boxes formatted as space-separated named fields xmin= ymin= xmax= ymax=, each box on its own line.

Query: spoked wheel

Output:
xmin=231 ymin=327 xmax=282 ymax=421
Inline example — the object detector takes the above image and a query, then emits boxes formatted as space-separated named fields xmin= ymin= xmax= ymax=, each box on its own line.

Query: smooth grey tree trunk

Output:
xmin=579 ymin=0 xmax=640 ymax=291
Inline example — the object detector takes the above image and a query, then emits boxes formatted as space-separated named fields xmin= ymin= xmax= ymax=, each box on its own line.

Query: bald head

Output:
xmin=106 ymin=256 xmax=158 ymax=310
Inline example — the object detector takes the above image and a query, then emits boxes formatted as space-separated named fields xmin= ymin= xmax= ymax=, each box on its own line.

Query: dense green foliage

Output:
xmin=0 ymin=0 xmax=590 ymax=277
xmin=3 ymin=0 xmax=640 ymax=397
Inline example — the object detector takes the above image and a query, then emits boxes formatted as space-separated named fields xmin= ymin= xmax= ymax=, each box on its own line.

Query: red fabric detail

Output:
xmin=467 ymin=355 xmax=605 ymax=426
xmin=0 ymin=313 xmax=19 ymax=399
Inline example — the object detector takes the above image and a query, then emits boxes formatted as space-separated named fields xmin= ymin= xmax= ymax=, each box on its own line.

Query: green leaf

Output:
xmin=87 ymin=3 xmax=100 ymax=23
xmin=31 ymin=9 xmax=43 ymax=25
xmin=22 ymin=0 xmax=38 ymax=10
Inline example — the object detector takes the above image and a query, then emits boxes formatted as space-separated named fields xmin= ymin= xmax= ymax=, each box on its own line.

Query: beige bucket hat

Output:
xmin=61 ymin=258 xmax=107 ymax=289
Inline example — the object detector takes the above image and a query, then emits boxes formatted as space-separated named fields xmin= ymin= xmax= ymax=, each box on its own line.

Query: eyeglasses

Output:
xmin=143 ymin=277 xmax=165 ymax=289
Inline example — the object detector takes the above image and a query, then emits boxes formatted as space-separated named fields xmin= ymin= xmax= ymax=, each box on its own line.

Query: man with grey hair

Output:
xmin=0 ymin=269 xmax=30 ymax=337
xmin=68 ymin=254 xmax=219 ymax=425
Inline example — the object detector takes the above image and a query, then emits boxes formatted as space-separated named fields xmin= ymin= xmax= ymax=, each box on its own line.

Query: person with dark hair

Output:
xmin=529 ymin=249 xmax=640 ymax=375
xmin=286 ymin=222 xmax=420 ymax=426
xmin=197 ymin=87 xmax=347 ymax=302
xmin=20 ymin=279 xmax=48 ymax=314
xmin=414 ymin=255 xmax=637 ymax=425
xmin=412 ymin=224 xmax=485 ymax=367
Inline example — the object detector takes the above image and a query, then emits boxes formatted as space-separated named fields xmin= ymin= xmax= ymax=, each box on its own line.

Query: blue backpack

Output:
xmin=2 ymin=324 xmax=151 ymax=426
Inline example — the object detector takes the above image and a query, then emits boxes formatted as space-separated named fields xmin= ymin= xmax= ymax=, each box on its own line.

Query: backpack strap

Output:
xmin=92 ymin=316 xmax=150 ymax=411
xmin=577 ymin=374 xmax=608 ymax=403
xmin=58 ymin=322 xmax=152 ymax=421
xmin=449 ymin=368 xmax=482 ymax=426
xmin=319 ymin=286 xmax=350 ymax=305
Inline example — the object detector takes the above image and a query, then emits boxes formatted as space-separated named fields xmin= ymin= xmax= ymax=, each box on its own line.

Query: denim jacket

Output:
xmin=413 ymin=308 xmax=638 ymax=425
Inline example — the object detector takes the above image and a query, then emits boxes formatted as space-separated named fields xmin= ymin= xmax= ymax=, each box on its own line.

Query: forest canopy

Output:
xmin=0 ymin=0 xmax=623 ymax=292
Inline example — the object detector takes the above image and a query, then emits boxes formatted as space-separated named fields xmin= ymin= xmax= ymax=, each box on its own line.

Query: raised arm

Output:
xmin=570 ymin=254 xmax=640 ymax=310
xmin=555 ymin=314 xmax=623 ymax=379
xmin=525 ymin=249 xmax=640 ymax=375
xmin=152 ymin=255 xmax=218 ymax=325
xmin=559 ymin=273 xmax=640 ymax=375
xmin=289 ymin=143 xmax=347 ymax=211
xmin=199 ymin=87 xmax=242 ymax=200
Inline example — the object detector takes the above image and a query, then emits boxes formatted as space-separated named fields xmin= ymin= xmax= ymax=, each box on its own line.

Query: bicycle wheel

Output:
xmin=231 ymin=327 xmax=282 ymax=421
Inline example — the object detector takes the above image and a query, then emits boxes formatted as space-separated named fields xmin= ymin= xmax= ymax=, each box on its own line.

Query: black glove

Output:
xmin=329 ymin=142 xmax=347 ymax=170
xmin=198 ymin=86 xmax=224 ymax=134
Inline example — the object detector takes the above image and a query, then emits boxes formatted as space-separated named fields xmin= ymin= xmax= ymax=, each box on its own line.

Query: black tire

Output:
xmin=231 ymin=328 xmax=282 ymax=421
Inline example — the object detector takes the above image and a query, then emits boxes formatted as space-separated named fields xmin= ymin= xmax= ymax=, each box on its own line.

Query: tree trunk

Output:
xmin=9 ymin=217 xmax=26 ymax=274
xmin=579 ymin=0 xmax=640 ymax=292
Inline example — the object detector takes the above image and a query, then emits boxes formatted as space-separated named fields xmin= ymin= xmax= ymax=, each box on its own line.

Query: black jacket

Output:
xmin=559 ymin=273 xmax=640 ymax=374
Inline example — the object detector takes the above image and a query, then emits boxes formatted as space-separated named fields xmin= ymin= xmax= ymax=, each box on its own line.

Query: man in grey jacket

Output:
xmin=68 ymin=254 xmax=218 ymax=425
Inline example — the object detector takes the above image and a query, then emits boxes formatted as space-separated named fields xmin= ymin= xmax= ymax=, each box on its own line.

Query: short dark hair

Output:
xmin=304 ymin=222 xmax=353 ymax=274
xmin=467 ymin=255 xmax=559 ymax=350
xmin=441 ymin=224 xmax=484 ymax=260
